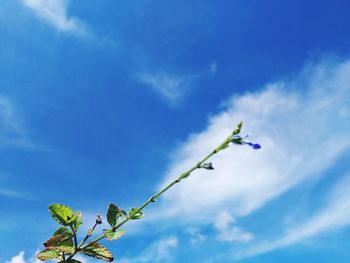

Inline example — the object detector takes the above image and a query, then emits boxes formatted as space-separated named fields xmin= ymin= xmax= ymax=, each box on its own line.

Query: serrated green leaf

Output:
xmin=82 ymin=242 xmax=114 ymax=262
xmin=36 ymin=248 xmax=61 ymax=261
xmin=103 ymin=229 xmax=125 ymax=240
xmin=43 ymin=232 xmax=74 ymax=253
xmin=107 ymin=203 xmax=121 ymax=227
xmin=120 ymin=209 xmax=127 ymax=217
xmin=129 ymin=208 xmax=143 ymax=220
xmin=49 ymin=204 xmax=73 ymax=226
xmin=69 ymin=211 xmax=82 ymax=230
xmin=53 ymin=227 xmax=72 ymax=236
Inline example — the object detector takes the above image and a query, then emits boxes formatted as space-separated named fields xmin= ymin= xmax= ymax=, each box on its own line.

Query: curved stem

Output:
xmin=67 ymin=122 xmax=242 ymax=260
xmin=81 ymin=134 xmax=233 ymax=250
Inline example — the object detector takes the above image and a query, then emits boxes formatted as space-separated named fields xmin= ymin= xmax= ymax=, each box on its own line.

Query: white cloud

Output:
xmin=137 ymin=63 xmax=219 ymax=106
xmin=144 ymin=58 xmax=350 ymax=239
xmin=6 ymin=252 xmax=26 ymax=263
xmin=185 ymin=227 xmax=207 ymax=244
xmin=236 ymin=175 xmax=350 ymax=259
xmin=22 ymin=0 xmax=88 ymax=35
xmin=5 ymin=251 xmax=91 ymax=263
xmin=0 ymin=97 xmax=36 ymax=199
xmin=217 ymin=226 xmax=253 ymax=243
xmin=214 ymin=210 xmax=253 ymax=243
xmin=137 ymin=72 xmax=189 ymax=106
xmin=152 ymin=58 xmax=350 ymax=222
xmin=0 ymin=187 xmax=31 ymax=199
xmin=5 ymin=251 xmax=41 ymax=263
xmin=120 ymin=236 xmax=178 ymax=263
xmin=209 ymin=62 xmax=218 ymax=75
xmin=214 ymin=210 xmax=235 ymax=230
xmin=0 ymin=96 xmax=34 ymax=148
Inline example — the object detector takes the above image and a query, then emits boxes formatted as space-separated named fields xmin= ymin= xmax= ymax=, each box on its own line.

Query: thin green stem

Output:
xmin=70 ymin=225 xmax=78 ymax=249
xmin=77 ymin=221 xmax=99 ymax=248
xmin=81 ymin=134 xmax=234 ymax=250
xmin=67 ymin=122 xmax=242 ymax=260
xmin=65 ymin=225 xmax=78 ymax=261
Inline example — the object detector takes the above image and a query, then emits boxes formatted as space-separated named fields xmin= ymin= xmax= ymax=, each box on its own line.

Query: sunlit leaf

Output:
xmin=36 ymin=248 xmax=61 ymax=261
xmin=69 ymin=211 xmax=82 ymax=230
xmin=43 ymin=232 xmax=74 ymax=253
xmin=103 ymin=229 xmax=125 ymax=240
xmin=82 ymin=242 xmax=114 ymax=262
xmin=48 ymin=204 xmax=73 ymax=226
xmin=128 ymin=208 xmax=143 ymax=220
xmin=53 ymin=227 xmax=72 ymax=236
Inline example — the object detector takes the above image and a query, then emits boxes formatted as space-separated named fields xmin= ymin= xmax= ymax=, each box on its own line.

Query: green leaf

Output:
xmin=128 ymin=208 xmax=143 ymax=220
xmin=120 ymin=209 xmax=127 ymax=217
xmin=53 ymin=227 xmax=72 ymax=236
xmin=43 ymin=231 xmax=74 ymax=253
xmin=36 ymin=248 xmax=61 ymax=261
xmin=103 ymin=229 xmax=125 ymax=240
xmin=107 ymin=203 xmax=121 ymax=227
xmin=48 ymin=204 xmax=73 ymax=226
xmin=69 ymin=211 xmax=82 ymax=230
xmin=82 ymin=242 xmax=114 ymax=262
xmin=59 ymin=260 xmax=82 ymax=263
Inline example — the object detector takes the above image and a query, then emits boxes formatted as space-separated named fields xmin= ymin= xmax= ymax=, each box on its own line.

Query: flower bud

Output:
xmin=96 ymin=214 xmax=103 ymax=225
xmin=201 ymin=162 xmax=214 ymax=170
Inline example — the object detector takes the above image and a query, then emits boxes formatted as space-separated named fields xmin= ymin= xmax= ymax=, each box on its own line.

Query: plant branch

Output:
xmin=69 ymin=225 xmax=78 ymax=249
xmin=78 ymin=222 xmax=99 ymax=247
xmin=80 ymin=125 xmax=240 ymax=250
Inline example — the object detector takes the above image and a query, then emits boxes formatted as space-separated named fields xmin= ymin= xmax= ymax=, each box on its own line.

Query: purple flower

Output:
xmin=231 ymin=134 xmax=261 ymax=150
xmin=96 ymin=214 xmax=103 ymax=225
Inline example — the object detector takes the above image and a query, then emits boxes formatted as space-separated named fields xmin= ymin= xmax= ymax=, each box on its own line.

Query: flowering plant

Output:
xmin=36 ymin=122 xmax=260 ymax=263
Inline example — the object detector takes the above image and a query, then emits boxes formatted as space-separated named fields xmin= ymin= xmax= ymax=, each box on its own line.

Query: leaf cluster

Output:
xmin=36 ymin=122 xmax=249 ymax=263
xmin=37 ymin=203 xmax=131 ymax=262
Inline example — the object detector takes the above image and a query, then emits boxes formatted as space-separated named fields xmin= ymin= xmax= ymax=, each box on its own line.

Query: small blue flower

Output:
xmin=231 ymin=134 xmax=261 ymax=150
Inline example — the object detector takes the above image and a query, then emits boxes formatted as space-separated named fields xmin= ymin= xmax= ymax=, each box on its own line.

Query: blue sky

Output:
xmin=1 ymin=0 xmax=350 ymax=262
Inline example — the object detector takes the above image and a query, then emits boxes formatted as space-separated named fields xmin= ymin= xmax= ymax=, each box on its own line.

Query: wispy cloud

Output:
xmin=120 ymin=236 xmax=178 ymax=263
xmin=0 ymin=97 xmax=37 ymax=200
xmin=137 ymin=61 xmax=218 ymax=106
xmin=152 ymin=58 xmax=350 ymax=226
xmin=0 ymin=188 xmax=32 ymax=200
xmin=137 ymin=72 xmax=190 ymax=106
xmin=22 ymin=0 xmax=88 ymax=36
xmin=209 ymin=62 xmax=218 ymax=76
xmin=185 ymin=227 xmax=207 ymax=244
xmin=0 ymin=96 xmax=33 ymax=148
xmin=136 ymin=57 xmax=350 ymax=258
xmin=214 ymin=210 xmax=253 ymax=243
xmin=236 ymin=175 xmax=350 ymax=259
